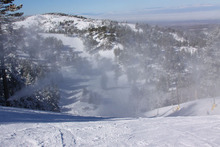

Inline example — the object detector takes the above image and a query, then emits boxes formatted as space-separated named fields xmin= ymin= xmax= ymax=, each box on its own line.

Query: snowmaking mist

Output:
xmin=10 ymin=24 xmax=138 ymax=117
xmin=9 ymin=14 xmax=162 ymax=117
xmin=11 ymin=13 xmax=220 ymax=118
xmin=58 ymin=56 xmax=137 ymax=117
xmin=8 ymin=71 xmax=63 ymax=102
xmin=9 ymin=23 xmax=166 ymax=117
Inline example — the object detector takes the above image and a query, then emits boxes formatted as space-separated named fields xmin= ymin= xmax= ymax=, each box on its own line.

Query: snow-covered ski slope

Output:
xmin=0 ymin=97 xmax=220 ymax=147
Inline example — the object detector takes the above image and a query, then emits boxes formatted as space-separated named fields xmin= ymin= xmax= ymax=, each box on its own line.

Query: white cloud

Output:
xmin=87 ymin=5 xmax=220 ymax=22
xmin=127 ymin=10 xmax=220 ymax=22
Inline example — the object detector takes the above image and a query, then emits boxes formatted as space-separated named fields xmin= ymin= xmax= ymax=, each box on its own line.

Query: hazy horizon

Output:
xmin=15 ymin=0 xmax=220 ymax=22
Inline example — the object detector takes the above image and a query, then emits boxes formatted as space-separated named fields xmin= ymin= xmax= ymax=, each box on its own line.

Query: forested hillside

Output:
xmin=1 ymin=13 xmax=220 ymax=116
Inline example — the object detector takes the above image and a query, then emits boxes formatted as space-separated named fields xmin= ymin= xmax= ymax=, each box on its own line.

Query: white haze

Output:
xmin=11 ymin=14 xmax=220 ymax=118
xmin=8 ymin=72 xmax=62 ymax=101
xmin=13 ymin=29 xmax=135 ymax=117
xmin=56 ymin=41 xmax=134 ymax=117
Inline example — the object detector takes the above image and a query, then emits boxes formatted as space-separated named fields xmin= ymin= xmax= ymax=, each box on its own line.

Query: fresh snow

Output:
xmin=14 ymin=14 xmax=103 ymax=31
xmin=0 ymin=97 xmax=220 ymax=147
xmin=169 ymin=33 xmax=198 ymax=54
xmin=40 ymin=33 xmax=90 ymax=58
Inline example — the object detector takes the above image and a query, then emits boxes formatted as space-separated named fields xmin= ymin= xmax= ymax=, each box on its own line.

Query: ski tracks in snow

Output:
xmin=0 ymin=116 xmax=220 ymax=146
xmin=0 ymin=123 xmax=77 ymax=147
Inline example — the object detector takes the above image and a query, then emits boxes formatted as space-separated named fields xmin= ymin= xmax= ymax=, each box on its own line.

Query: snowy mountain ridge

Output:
xmin=15 ymin=13 xmax=103 ymax=31
xmin=14 ymin=13 xmax=201 ymax=63
xmin=16 ymin=13 xmax=142 ymax=32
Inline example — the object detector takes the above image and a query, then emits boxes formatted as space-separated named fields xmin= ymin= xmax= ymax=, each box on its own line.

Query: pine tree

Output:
xmin=0 ymin=0 xmax=23 ymax=17
xmin=0 ymin=0 xmax=23 ymax=105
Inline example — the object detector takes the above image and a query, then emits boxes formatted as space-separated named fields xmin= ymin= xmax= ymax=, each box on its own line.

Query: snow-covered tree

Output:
xmin=0 ymin=0 xmax=23 ymax=105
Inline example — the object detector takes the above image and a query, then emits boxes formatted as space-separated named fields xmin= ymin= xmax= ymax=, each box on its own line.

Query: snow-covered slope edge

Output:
xmin=145 ymin=97 xmax=220 ymax=117
xmin=0 ymin=106 xmax=106 ymax=123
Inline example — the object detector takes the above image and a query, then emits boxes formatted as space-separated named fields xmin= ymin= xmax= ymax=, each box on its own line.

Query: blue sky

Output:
xmin=15 ymin=0 xmax=220 ymax=22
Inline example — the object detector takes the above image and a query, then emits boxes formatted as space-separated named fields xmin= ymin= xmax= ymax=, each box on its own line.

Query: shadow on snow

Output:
xmin=0 ymin=106 xmax=110 ymax=124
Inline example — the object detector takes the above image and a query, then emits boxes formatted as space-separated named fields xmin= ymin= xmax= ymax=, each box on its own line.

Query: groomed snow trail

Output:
xmin=0 ymin=106 xmax=220 ymax=147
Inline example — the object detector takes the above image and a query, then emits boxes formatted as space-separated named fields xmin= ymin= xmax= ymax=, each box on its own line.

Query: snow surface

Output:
xmin=145 ymin=97 xmax=220 ymax=117
xmin=0 ymin=98 xmax=220 ymax=147
xmin=40 ymin=33 xmax=90 ymax=58
xmin=170 ymin=33 xmax=186 ymax=43
xmin=123 ymin=23 xmax=143 ymax=33
xmin=14 ymin=14 xmax=102 ymax=31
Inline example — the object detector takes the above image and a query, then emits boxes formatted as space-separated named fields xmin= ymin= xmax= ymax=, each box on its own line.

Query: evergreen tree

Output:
xmin=0 ymin=0 xmax=23 ymax=105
